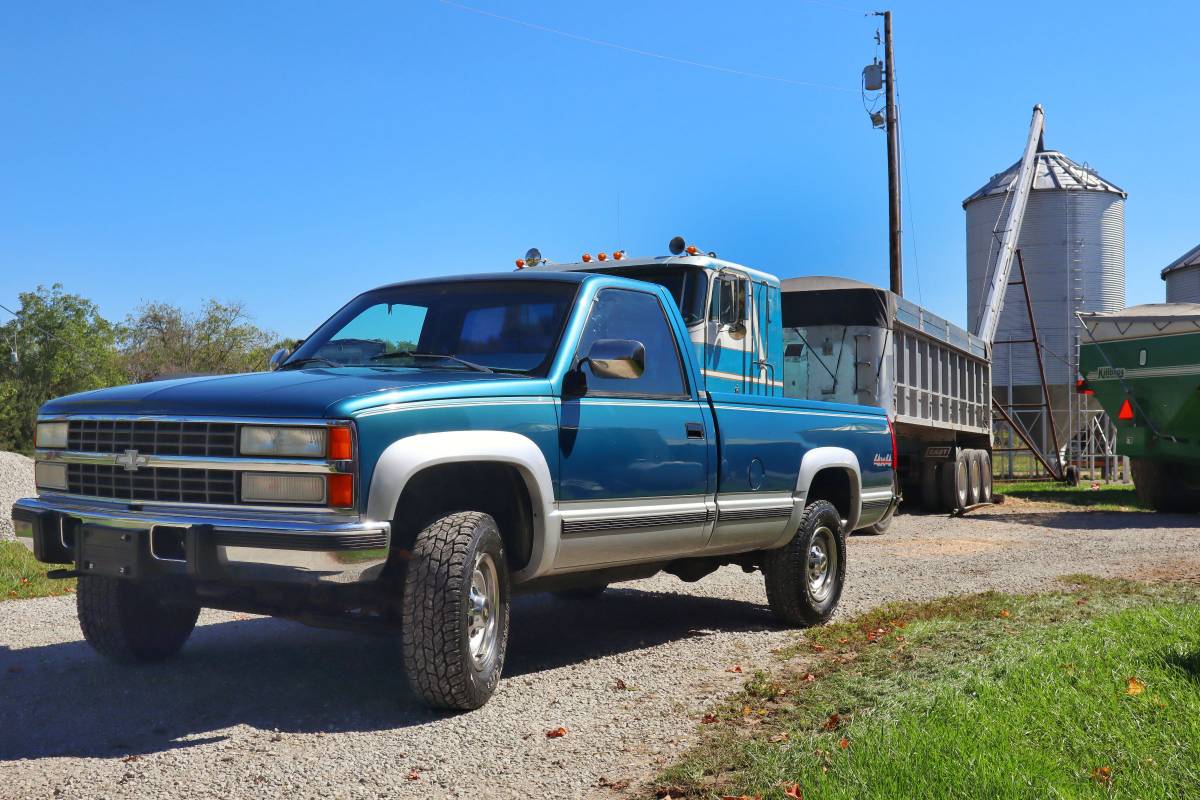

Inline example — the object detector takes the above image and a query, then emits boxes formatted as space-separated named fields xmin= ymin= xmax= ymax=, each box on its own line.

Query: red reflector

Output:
xmin=328 ymin=426 xmax=353 ymax=460
xmin=327 ymin=474 xmax=354 ymax=507
xmin=1075 ymin=379 xmax=1094 ymax=396
xmin=1117 ymin=398 xmax=1134 ymax=421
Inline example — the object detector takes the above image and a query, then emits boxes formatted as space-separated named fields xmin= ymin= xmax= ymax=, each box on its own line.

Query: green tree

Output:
xmin=0 ymin=284 xmax=123 ymax=452
xmin=119 ymin=299 xmax=277 ymax=382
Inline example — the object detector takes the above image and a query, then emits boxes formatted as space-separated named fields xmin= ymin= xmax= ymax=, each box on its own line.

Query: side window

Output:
xmin=575 ymin=289 xmax=689 ymax=398
xmin=710 ymin=275 xmax=748 ymax=325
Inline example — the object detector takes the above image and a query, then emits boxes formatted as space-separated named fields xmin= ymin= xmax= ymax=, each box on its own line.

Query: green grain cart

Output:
xmin=1078 ymin=303 xmax=1200 ymax=511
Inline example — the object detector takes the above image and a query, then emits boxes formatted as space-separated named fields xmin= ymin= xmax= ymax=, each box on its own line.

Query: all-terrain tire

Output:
xmin=966 ymin=450 xmax=983 ymax=506
xmin=401 ymin=511 xmax=510 ymax=710
xmin=1130 ymin=459 xmax=1199 ymax=513
xmin=941 ymin=451 xmax=969 ymax=512
xmin=762 ymin=500 xmax=846 ymax=627
xmin=77 ymin=575 xmax=200 ymax=663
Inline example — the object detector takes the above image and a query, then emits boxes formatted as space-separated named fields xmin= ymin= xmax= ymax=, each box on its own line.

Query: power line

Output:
xmin=436 ymin=0 xmax=858 ymax=93
xmin=896 ymin=91 xmax=923 ymax=306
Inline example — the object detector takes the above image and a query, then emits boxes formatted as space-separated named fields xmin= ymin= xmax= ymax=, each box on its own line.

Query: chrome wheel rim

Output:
xmin=807 ymin=526 xmax=837 ymax=603
xmin=467 ymin=551 xmax=500 ymax=670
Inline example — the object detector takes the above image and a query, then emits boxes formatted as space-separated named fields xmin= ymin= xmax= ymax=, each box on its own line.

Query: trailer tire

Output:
xmin=941 ymin=451 xmax=969 ymax=512
xmin=77 ymin=576 xmax=200 ymax=663
xmin=762 ymin=500 xmax=846 ymax=627
xmin=859 ymin=504 xmax=895 ymax=535
xmin=966 ymin=450 xmax=983 ymax=506
xmin=401 ymin=511 xmax=510 ymax=710
xmin=978 ymin=451 xmax=993 ymax=504
xmin=1130 ymin=459 xmax=1198 ymax=513
xmin=921 ymin=462 xmax=942 ymax=512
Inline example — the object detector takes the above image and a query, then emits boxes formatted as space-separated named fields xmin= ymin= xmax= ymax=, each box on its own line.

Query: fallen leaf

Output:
xmin=1125 ymin=677 xmax=1146 ymax=696
xmin=837 ymin=638 xmax=849 ymax=645
xmin=769 ymin=732 xmax=790 ymax=743
xmin=406 ymin=768 xmax=420 ymax=781
xmin=784 ymin=783 xmax=803 ymax=798
xmin=613 ymin=678 xmax=628 ymax=691
xmin=120 ymin=755 xmax=140 ymax=763
xmin=800 ymin=672 xmax=816 ymax=682
xmin=719 ymin=795 xmax=761 ymax=800
xmin=999 ymin=609 xmax=1011 ymax=619
xmin=1091 ymin=766 xmax=1113 ymax=787
xmin=811 ymin=644 xmax=826 ymax=653
xmin=546 ymin=726 xmax=568 ymax=738
xmin=839 ymin=736 xmax=850 ymax=750
xmin=726 ymin=665 xmax=743 ymax=673
xmin=821 ymin=713 xmax=841 ymax=731
xmin=701 ymin=713 xmax=719 ymax=724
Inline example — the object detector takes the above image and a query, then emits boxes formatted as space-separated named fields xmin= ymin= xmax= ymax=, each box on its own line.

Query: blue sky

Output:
xmin=3 ymin=0 xmax=1198 ymax=338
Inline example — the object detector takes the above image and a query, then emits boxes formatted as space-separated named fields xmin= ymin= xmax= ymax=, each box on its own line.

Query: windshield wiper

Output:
xmin=368 ymin=351 xmax=493 ymax=373
xmin=278 ymin=357 xmax=343 ymax=371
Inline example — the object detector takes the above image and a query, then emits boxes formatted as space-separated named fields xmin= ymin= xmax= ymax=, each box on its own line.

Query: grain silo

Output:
xmin=1162 ymin=244 xmax=1200 ymax=302
xmin=964 ymin=146 xmax=1127 ymax=477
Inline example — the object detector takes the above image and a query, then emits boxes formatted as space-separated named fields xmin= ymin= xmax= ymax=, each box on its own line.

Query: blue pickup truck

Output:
xmin=15 ymin=239 xmax=896 ymax=710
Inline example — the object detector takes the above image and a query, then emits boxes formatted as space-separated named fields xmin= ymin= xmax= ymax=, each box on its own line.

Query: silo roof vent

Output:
xmin=1161 ymin=242 xmax=1200 ymax=279
xmin=963 ymin=149 xmax=1127 ymax=206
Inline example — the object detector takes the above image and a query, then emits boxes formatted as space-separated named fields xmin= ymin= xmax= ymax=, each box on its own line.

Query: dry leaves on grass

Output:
xmin=701 ymin=713 xmax=719 ymax=724
xmin=546 ymin=727 xmax=568 ymax=738
xmin=1125 ymin=677 xmax=1146 ymax=696
xmin=838 ymin=736 xmax=850 ymax=750
xmin=1091 ymin=766 xmax=1113 ymax=787
xmin=784 ymin=784 xmax=803 ymax=798
xmin=821 ymin=713 xmax=841 ymax=731
xmin=800 ymin=672 xmax=816 ymax=682
xmin=998 ymin=609 xmax=1012 ymax=619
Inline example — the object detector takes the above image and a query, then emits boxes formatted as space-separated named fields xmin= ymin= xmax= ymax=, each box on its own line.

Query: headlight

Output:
xmin=241 ymin=473 xmax=327 ymax=504
xmin=240 ymin=426 xmax=327 ymax=457
xmin=35 ymin=422 xmax=69 ymax=449
xmin=34 ymin=461 xmax=69 ymax=491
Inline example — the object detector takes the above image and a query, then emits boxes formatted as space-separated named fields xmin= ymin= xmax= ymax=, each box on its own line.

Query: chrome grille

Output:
xmin=67 ymin=463 xmax=237 ymax=505
xmin=66 ymin=419 xmax=238 ymax=457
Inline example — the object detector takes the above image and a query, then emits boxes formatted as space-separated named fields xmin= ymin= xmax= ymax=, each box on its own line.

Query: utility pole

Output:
xmin=876 ymin=10 xmax=903 ymax=297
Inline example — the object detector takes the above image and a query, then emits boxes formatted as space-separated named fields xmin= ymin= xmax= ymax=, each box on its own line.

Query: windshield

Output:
xmin=286 ymin=280 xmax=579 ymax=374
xmin=602 ymin=266 xmax=710 ymax=326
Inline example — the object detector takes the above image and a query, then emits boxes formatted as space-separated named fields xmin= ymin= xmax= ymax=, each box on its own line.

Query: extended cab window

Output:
xmin=576 ymin=289 xmax=689 ymax=398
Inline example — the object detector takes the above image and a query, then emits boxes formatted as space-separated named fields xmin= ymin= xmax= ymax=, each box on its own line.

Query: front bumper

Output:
xmin=12 ymin=496 xmax=391 ymax=586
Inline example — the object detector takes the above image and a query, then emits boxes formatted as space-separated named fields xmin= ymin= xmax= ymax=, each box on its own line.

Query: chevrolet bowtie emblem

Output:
xmin=114 ymin=449 xmax=148 ymax=472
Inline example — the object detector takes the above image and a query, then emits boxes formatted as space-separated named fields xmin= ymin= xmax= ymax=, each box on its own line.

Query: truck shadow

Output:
xmin=0 ymin=586 xmax=773 ymax=761
xmin=961 ymin=509 xmax=1200 ymax=531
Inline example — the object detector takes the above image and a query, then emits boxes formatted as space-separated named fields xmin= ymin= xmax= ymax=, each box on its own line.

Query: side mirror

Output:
xmin=268 ymin=347 xmax=290 ymax=371
xmin=584 ymin=339 xmax=645 ymax=380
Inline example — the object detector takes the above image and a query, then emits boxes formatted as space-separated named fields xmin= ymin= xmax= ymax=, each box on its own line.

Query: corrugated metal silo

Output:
xmin=1162 ymin=244 xmax=1200 ymax=303
xmin=965 ymin=149 xmax=1126 ymax=386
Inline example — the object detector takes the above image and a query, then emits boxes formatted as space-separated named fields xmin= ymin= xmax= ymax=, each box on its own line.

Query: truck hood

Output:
xmin=39 ymin=368 xmax=542 ymax=419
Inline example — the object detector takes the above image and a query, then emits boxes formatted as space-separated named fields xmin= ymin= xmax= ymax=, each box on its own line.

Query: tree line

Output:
xmin=1 ymin=284 xmax=295 ymax=452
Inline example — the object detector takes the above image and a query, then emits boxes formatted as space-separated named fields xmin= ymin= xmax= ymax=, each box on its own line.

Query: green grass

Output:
xmin=1 ymin=540 xmax=75 ymax=600
xmin=652 ymin=577 xmax=1200 ymax=799
xmin=995 ymin=480 xmax=1147 ymax=511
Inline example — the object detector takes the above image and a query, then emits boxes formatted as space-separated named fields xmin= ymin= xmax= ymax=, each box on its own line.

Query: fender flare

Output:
xmin=770 ymin=446 xmax=862 ymax=548
xmin=365 ymin=430 xmax=560 ymax=581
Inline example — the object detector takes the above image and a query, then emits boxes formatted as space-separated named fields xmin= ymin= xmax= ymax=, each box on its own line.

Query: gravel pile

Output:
xmin=0 ymin=451 xmax=34 ymax=540
xmin=1 ymin=503 xmax=1197 ymax=799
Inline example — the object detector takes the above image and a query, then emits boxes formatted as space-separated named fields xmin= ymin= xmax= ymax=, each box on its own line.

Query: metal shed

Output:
xmin=1161 ymin=243 xmax=1200 ymax=303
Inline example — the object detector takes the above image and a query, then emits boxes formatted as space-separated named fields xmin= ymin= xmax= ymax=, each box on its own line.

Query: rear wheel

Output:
xmin=401 ymin=511 xmax=510 ymax=710
xmin=762 ymin=500 xmax=846 ymax=627
xmin=1130 ymin=459 xmax=1200 ymax=513
xmin=941 ymin=451 xmax=969 ymax=512
xmin=77 ymin=576 xmax=199 ymax=663
xmin=966 ymin=450 xmax=983 ymax=506
xmin=978 ymin=450 xmax=993 ymax=504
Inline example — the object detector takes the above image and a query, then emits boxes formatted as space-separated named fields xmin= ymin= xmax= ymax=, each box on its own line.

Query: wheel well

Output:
xmin=390 ymin=462 xmax=534 ymax=572
xmin=805 ymin=468 xmax=853 ymax=521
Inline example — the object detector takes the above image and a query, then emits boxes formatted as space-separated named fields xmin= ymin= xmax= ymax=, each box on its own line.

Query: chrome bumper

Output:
xmin=12 ymin=495 xmax=391 ymax=586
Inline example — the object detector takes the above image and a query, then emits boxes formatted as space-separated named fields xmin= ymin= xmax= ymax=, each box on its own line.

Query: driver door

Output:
xmin=555 ymin=288 xmax=711 ymax=570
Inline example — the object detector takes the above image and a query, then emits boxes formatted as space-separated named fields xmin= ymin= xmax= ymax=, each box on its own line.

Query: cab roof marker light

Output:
xmin=597 ymin=252 xmax=607 ymax=262
xmin=613 ymin=250 xmax=625 ymax=260
xmin=581 ymin=253 xmax=592 ymax=263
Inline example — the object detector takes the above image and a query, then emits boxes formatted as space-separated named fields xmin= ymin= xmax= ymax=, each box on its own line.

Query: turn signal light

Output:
xmin=327 ymin=473 xmax=354 ymax=508
xmin=1117 ymin=398 xmax=1134 ymax=422
xmin=328 ymin=426 xmax=353 ymax=460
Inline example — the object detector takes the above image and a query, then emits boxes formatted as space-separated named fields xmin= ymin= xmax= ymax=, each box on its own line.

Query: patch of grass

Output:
xmin=653 ymin=578 xmax=1200 ymax=799
xmin=1 ymin=540 xmax=75 ymax=601
xmin=995 ymin=480 xmax=1146 ymax=511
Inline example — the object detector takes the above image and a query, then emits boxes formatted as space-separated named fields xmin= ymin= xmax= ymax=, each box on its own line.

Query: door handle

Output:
xmin=685 ymin=422 xmax=705 ymax=439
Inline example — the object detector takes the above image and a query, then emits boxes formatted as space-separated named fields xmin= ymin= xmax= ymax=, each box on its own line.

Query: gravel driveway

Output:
xmin=2 ymin=502 xmax=1197 ymax=799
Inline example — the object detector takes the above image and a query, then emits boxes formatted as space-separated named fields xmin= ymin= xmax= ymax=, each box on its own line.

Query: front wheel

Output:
xmin=401 ymin=511 xmax=510 ymax=710
xmin=762 ymin=500 xmax=846 ymax=626
xmin=77 ymin=576 xmax=200 ymax=663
